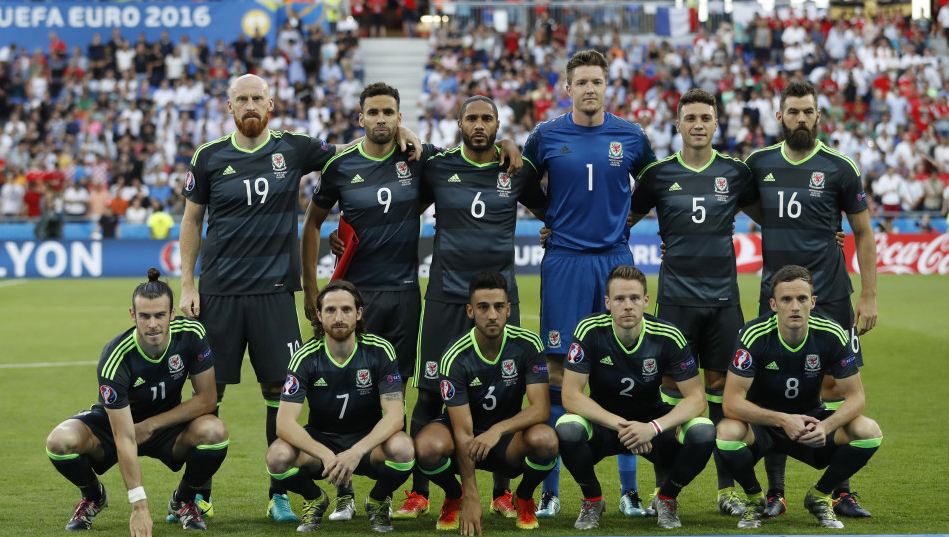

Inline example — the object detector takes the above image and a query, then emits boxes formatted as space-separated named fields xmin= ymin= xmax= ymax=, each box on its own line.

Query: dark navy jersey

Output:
xmin=745 ymin=141 xmax=867 ymax=305
xmin=522 ymin=113 xmax=655 ymax=252
xmin=731 ymin=313 xmax=858 ymax=415
xmin=283 ymin=334 xmax=402 ymax=435
xmin=632 ymin=151 xmax=758 ymax=306
xmin=97 ymin=317 xmax=213 ymax=423
xmin=423 ymin=145 xmax=546 ymax=304
xmin=184 ymin=130 xmax=336 ymax=296
xmin=566 ymin=312 xmax=697 ymax=422
xmin=312 ymin=142 xmax=438 ymax=291
xmin=439 ymin=325 xmax=547 ymax=433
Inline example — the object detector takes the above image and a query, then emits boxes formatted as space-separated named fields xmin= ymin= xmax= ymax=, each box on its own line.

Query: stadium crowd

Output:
xmin=2 ymin=5 xmax=949 ymax=236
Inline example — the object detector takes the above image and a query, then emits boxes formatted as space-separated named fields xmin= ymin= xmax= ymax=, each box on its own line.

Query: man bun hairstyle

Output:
xmin=132 ymin=267 xmax=174 ymax=310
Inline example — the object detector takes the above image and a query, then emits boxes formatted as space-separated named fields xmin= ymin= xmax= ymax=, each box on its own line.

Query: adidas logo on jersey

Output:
xmin=766 ymin=361 xmax=779 ymax=370
xmin=470 ymin=377 xmax=482 ymax=387
xmin=763 ymin=173 xmax=775 ymax=182
xmin=133 ymin=377 xmax=145 ymax=387
xmin=448 ymin=174 xmax=461 ymax=183
xmin=222 ymin=165 xmax=236 ymax=175
xmin=314 ymin=378 xmax=328 ymax=387
xmin=669 ymin=182 xmax=682 ymax=191
xmin=351 ymin=174 xmax=364 ymax=184
xmin=600 ymin=356 xmax=614 ymax=365
xmin=559 ymin=145 xmax=571 ymax=154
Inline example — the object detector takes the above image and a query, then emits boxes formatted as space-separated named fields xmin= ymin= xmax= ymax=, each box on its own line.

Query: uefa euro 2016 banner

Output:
xmin=2 ymin=233 xmax=947 ymax=279
xmin=0 ymin=0 xmax=320 ymax=52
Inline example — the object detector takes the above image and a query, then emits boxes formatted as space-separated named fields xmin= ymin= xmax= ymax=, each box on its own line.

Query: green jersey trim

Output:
xmin=230 ymin=130 xmax=273 ymax=154
xmin=360 ymin=334 xmax=398 ymax=362
xmin=777 ymin=325 xmax=808 ymax=352
xmin=101 ymin=333 xmax=136 ymax=380
xmin=611 ymin=320 xmax=647 ymax=355
xmin=740 ymin=315 xmax=779 ymax=348
xmin=780 ymin=140 xmax=822 ymax=165
xmin=676 ymin=151 xmax=714 ymax=173
xmin=191 ymin=134 xmax=230 ymax=166
xmin=469 ymin=326 xmax=509 ymax=365
xmin=505 ymin=325 xmax=545 ymax=353
xmin=289 ymin=338 xmax=325 ymax=372
xmin=321 ymin=142 xmax=360 ymax=174
xmin=574 ymin=313 xmax=612 ymax=340
xmin=325 ymin=339 xmax=359 ymax=368
xmin=459 ymin=144 xmax=499 ymax=168
xmin=357 ymin=140 xmax=397 ymax=162
xmin=636 ymin=153 xmax=675 ymax=180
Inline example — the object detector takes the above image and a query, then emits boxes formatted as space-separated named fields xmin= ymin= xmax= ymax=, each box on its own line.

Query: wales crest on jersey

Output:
xmin=272 ymin=153 xmax=286 ymax=171
xmin=396 ymin=161 xmax=411 ymax=178
xmin=425 ymin=361 xmax=439 ymax=379
xmin=497 ymin=172 xmax=511 ymax=190
xmin=642 ymin=358 xmax=658 ymax=376
xmin=714 ymin=177 xmax=729 ymax=194
xmin=805 ymin=354 xmax=820 ymax=372
xmin=809 ymin=172 xmax=825 ymax=189
xmin=501 ymin=359 xmax=517 ymax=378
xmin=168 ymin=354 xmax=184 ymax=373
xmin=357 ymin=368 xmax=372 ymax=386
xmin=609 ymin=141 xmax=623 ymax=159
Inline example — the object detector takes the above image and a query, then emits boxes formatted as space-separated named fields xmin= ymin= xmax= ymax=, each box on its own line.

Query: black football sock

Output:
xmin=715 ymin=440 xmax=762 ymax=496
xmin=178 ymin=440 xmax=229 ymax=502
xmin=516 ymin=455 xmax=558 ymax=500
xmin=270 ymin=466 xmax=324 ymax=501
xmin=48 ymin=450 xmax=102 ymax=501
xmin=763 ymin=452 xmax=786 ymax=496
xmin=659 ymin=419 xmax=715 ymax=498
xmin=370 ymin=460 xmax=414 ymax=502
xmin=420 ymin=457 xmax=462 ymax=500
xmin=706 ymin=388 xmax=735 ymax=490
xmin=555 ymin=416 xmax=601 ymax=498
xmin=816 ymin=439 xmax=881 ymax=494
xmin=263 ymin=391 xmax=285 ymax=498
xmin=408 ymin=389 xmax=443 ymax=498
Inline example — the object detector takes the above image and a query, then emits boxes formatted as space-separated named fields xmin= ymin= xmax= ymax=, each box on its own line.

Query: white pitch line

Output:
xmin=0 ymin=279 xmax=27 ymax=288
xmin=0 ymin=360 xmax=98 ymax=369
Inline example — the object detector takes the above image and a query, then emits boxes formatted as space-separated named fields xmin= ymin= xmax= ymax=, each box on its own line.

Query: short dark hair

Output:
xmin=314 ymin=280 xmax=367 ymax=338
xmin=779 ymin=79 xmax=818 ymax=111
xmin=459 ymin=95 xmax=498 ymax=120
xmin=677 ymin=88 xmax=717 ymax=119
xmin=565 ymin=49 xmax=608 ymax=85
xmin=606 ymin=265 xmax=647 ymax=296
xmin=132 ymin=268 xmax=174 ymax=310
xmin=770 ymin=264 xmax=813 ymax=297
xmin=359 ymin=82 xmax=400 ymax=111
xmin=468 ymin=271 xmax=508 ymax=301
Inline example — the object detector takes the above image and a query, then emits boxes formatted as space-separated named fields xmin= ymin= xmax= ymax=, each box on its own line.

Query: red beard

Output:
xmin=234 ymin=111 xmax=269 ymax=138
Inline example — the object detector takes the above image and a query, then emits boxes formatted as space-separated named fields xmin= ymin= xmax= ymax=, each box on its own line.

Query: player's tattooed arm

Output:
xmin=382 ymin=391 xmax=404 ymax=402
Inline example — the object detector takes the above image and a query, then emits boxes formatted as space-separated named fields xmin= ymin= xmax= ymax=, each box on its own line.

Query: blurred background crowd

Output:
xmin=2 ymin=0 xmax=949 ymax=239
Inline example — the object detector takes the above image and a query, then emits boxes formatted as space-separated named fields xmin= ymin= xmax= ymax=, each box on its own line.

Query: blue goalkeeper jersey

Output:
xmin=522 ymin=112 xmax=656 ymax=252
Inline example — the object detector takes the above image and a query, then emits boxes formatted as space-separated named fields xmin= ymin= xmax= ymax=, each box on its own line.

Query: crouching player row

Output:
xmin=717 ymin=265 xmax=883 ymax=529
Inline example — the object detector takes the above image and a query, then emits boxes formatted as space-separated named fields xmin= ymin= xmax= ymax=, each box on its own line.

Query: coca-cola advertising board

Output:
xmin=731 ymin=232 xmax=949 ymax=275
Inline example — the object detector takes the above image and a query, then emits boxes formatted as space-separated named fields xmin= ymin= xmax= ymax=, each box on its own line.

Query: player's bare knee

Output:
xmin=46 ymin=421 xmax=84 ymax=455
xmin=194 ymin=416 xmax=228 ymax=445
xmin=525 ymin=425 xmax=558 ymax=459
xmin=415 ymin=431 xmax=451 ymax=465
xmin=265 ymin=440 xmax=297 ymax=473
xmin=385 ymin=432 xmax=415 ymax=464
xmin=715 ymin=418 xmax=748 ymax=442
xmin=850 ymin=416 xmax=882 ymax=440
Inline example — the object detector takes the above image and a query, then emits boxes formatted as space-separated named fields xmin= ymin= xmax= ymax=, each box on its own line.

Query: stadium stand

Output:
xmin=1 ymin=1 xmax=948 ymax=238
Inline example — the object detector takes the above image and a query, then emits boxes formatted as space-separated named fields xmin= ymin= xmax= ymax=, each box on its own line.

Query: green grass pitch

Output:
xmin=2 ymin=274 xmax=948 ymax=535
